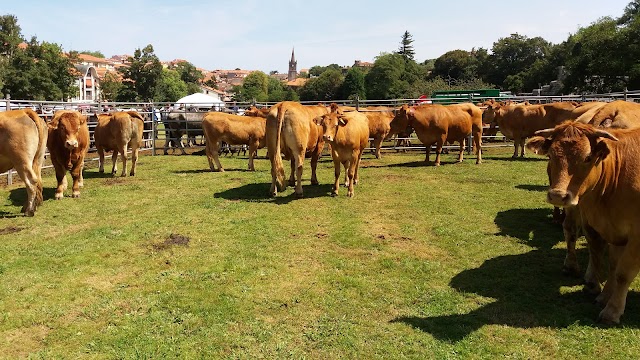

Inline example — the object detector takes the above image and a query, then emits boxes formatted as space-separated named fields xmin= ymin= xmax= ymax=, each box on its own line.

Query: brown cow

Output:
xmin=527 ymin=122 xmax=640 ymax=324
xmin=244 ymin=106 xmax=270 ymax=118
xmin=0 ymin=109 xmax=47 ymax=216
xmin=266 ymin=101 xmax=329 ymax=197
xmin=483 ymin=101 xmax=606 ymax=158
xmin=47 ymin=110 xmax=90 ymax=199
xmin=94 ymin=111 xmax=144 ymax=177
xmin=315 ymin=108 xmax=369 ymax=197
xmin=579 ymin=100 xmax=640 ymax=129
xmin=202 ymin=112 xmax=266 ymax=172
xmin=362 ymin=106 xmax=395 ymax=159
xmin=389 ymin=103 xmax=483 ymax=165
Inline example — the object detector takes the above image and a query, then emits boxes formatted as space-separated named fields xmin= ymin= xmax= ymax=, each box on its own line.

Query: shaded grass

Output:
xmin=0 ymin=148 xmax=639 ymax=358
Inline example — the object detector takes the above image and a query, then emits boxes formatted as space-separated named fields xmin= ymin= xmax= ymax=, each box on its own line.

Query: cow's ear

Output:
xmin=338 ymin=115 xmax=349 ymax=126
xmin=47 ymin=122 xmax=58 ymax=131
xmin=79 ymin=115 xmax=87 ymax=125
xmin=314 ymin=116 xmax=322 ymax=126
xmin=590 ymin=140 xmax=611 ymax=162
xmin=526 ymin=136 xmax=551 ymax=156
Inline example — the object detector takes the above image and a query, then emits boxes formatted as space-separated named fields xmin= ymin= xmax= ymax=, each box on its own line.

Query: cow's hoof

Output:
xmin=72 ymin=192 xmax=80 ymax=198
xmin=55 ymin=193 xmax=64 ymax=200
xmin=311 ymin=180 xmax=319 ymax=185
xmin=331 ymin=192 xmax=338 ymax=197
xmin=597 ymin=310 xmax=621 ymax=326
xmin=99 ymin=169 xmax=104 ymax=174
xmin=595 ymin=292 xmax=610 ymax=307
xmin=295 ymin=192 xmax=304 ymax=198
xmin=120 ymin=173 xmax=126 ymax=177
xmin=583 ymin=281 xmax=602 ymax=295
xmin=347 ymin=192 xmax=354 ymax=197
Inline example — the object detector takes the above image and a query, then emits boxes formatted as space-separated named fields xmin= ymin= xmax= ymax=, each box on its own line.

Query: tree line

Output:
xmin=1 ymin=1 xmax=640 ymax=102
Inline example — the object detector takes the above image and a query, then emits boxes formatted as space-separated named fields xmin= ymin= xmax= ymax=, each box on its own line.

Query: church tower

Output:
xmin=288 ymin=48 xmax=297 ymax=82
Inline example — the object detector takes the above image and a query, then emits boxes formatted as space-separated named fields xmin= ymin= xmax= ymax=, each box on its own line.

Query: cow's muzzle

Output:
xmin=323 ymin=135 xmax=333 ymax=142
xmin=547 ymin=188 xmax=577 ymax=207
xmin=65 ymin=140 xmax=79 ymax=149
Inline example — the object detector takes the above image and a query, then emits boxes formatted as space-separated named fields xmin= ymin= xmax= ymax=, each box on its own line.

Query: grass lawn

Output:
xmin=0 ymin=146 xmax=639 ymax=359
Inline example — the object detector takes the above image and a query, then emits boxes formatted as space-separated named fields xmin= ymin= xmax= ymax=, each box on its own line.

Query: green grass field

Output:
xmin=0 ymin=147 xmax=639 ymax=359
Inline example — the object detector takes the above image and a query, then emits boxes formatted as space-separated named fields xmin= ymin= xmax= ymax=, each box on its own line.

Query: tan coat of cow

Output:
xmin=266 ymin=101 xmax=329 ymax=197
xmin=389 ymin=103 xmax=483 ymax=165
xmin=94 ymin=111 xmax=144 ymax=176
xmin=202 ymin=112 xmax=266 ymax=172
xmin=47 ymin=110 xmax=90 ymax=199
xmin=315 ymin=108 xmax=370 ymax=197
xmin=0 ymin=109 xmax=47 ymax=216
xmin=362 ymin=106 xmax=395 ymax=159
xmin=528 ymin=122 xmax=640 ymax=324
xmin=578 ymin=100 xmax=640 ymax=129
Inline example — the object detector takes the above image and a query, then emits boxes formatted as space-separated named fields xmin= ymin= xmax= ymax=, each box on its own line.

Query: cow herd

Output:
xmin=2 ymin=98 xmax=640 ymax=324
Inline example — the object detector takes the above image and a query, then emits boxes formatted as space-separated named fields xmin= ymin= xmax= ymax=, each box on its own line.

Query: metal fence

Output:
xmin=1 ymin=90 xmax=637 ymax=184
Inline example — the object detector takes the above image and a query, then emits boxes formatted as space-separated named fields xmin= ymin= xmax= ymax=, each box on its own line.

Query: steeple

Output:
xmin=288 ymin=47 xmax=297 ymax=82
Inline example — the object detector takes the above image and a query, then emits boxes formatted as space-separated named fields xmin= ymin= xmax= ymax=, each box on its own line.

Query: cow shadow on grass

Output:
xmin=2 ymin=187 xmax=57 ymax=216
xmin=362 ymin=159 xmax=472 ymax=169
xmin=82 ymin=170 xmax=117 ymax=179
xmin=515 ymin=184 xmax=548 ymax=192
xmin=392 ymin=207 xmax=640 ymax=342
xmin=482 ymin=155 xmax=547 ymax=162
xmin=214 ymin=183 xmax=334 ymax=205
xmin=172 ymin=168 xmax=250 ymax=174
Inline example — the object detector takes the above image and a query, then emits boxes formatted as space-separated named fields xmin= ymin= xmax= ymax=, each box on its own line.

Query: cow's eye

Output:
xmin=584 ymin=155 xmax=592 ymax=163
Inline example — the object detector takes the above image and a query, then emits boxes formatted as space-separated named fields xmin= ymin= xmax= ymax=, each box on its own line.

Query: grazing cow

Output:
xmin=0 ymin=109 xmax=47 ymax=216
xmin=362 ymin=106 xmax=395 ymax=159
xmin=267 ymin=101 xmax=329 ymax=197
xmin=163 ymin=111 xmax=206 ymax=155
xmin=527 ymin=122 xmax=640 ymax=324
xmin=47 ymin=110 xmax=90 ymax=199
xmin=315 ymin=107 xmax=369 ymax=197
xmin=244 ymin=106 xmax=271 ymax=118
xmin=202 ymin=112 xmax=267 ymax=172
xmin=389 ymin=103 xmax=483 ymax=165
xmin=483 ymin=101 xmax=606 ymax=158
xmin=93 ymin=111 xmax=144 ymax=177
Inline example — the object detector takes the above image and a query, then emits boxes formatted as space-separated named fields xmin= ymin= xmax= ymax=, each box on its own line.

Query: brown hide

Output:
xmin=47 ymin=110 xmax=90 ymax=199
xmin=316 ymin=110 xmax=370 ymax=197
xmin=527 ymin=122 xmax=640 ymax=324
xmin=202 ymin=112 xmax=267 ymax=172
xmin=266 ymin=101 xmax=329 ymax=197
xmin=94 ymin=111 xmax=144 ymax=176
xmin=244 ymin=106 xmax=270 ymax=118
xmin=0 ymin=109 xmax=47 ymax=215
xmin=586 ymin=100 xmax=640 ymax=129
xmin=389 ymin=103 xmax=483 ymax=165
xmin=363 ymin=106 xmax=395 ymax=159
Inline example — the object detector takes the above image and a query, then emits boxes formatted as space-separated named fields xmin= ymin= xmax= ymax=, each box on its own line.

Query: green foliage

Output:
xmin=79 ymin=50 xmax=105 ymax=58
xmin=298 ymin=68 xmax=344 ymax=101
xmin=99 ymin=71 xmax=122 ymax=102
xmin=203 ymin=78 xmax=218 ymax=89
xmin=309 ymin=64 xmax=342 ymax=77
xmin=267 ymin=77 xmax=286 ymax=102
xmin=339 ymin=67 xmax=366 ymax=100
xmin=154 ymin=69 xmax=188 ymax=102
xmin=172 ymin=61 xmax=203 ymax=86
xmin=432 ymin=50 xmax=479 ymax=81
xmin=0 ymin=14 xmax=21 ymax=57
xmin=397 ymin=30 xmax=416 ymax=61
xmin=118 ymin=44 xmax=162 ymax=101
xmin=365 ymin=53 xmax=425 ymax=99
xmin=237 ymin=71 xmax=269 ymax=102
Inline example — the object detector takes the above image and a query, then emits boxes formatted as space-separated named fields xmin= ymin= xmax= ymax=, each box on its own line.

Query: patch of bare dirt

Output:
xmin=103 ymin=177 xmax=126 ymax=186
xmin=152 ymin=233 xmax=191 ymax=251
xmin=0 ymin=226 xmax=23 ymax=235
xmin=1 ymin=325 xmax=49 ymax=358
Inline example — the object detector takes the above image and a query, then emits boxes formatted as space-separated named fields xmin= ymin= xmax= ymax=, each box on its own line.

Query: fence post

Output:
xmin=151 ymin=103 xmax=156 ymax=156
xmin=624 ymin=87 xmax=628 ymax=101
xmin=355 ymin=95 xmax=360 ymax=111
xmin=5 ymin=93 xmax=10 ymax=111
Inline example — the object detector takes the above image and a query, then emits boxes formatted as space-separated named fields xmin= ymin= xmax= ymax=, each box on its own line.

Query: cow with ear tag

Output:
xmin=47 ymin=110 xmax=90 ymax=199
xmin=527 ymin=121 xmax=640 ymax=325
xmin=315 ymin=105 xmax=369 ymax=197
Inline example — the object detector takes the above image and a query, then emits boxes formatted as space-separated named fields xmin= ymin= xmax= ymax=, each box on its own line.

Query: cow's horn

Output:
xmin=534 ymin=128 xmax=555 ymax=138
xmin=593 ymin=129 xmax=619 ymax=141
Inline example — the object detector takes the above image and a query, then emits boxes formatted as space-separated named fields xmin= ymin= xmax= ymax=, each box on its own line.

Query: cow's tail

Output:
xmin=269 ymin=103 xmax=286 ymax=193
xmin=128 ymin=111 xmax=145 ymax=142
xmin=24 ymin=109 xmax=46 ymax=207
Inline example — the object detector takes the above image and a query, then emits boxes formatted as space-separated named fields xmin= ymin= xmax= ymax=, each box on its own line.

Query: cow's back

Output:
xmin=0 ymin=109 xmax=46 ymax=173
xmin=334 ymin=111 xmax=370 ymax=150
xmin=588 ymin=101 xmax=640 ymax=129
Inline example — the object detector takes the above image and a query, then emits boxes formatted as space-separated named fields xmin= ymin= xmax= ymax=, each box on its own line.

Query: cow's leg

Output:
xmin=457 ymin=138 xmax=465 ymax=163
xmin=70 ymin=163 xmax=82 ymax=198
xmin=178 ymin=133 xmax=187 ymax=155
xmin=110 ymin=149 xmax=118 ymax=175
xmin=425 ymin=144 xmax=431 ymax=163
xmin=288 ymin=158 xmax=296 ymax=186
xmin=130 ymin=145 xmax=139 ymax=176
xmin=294 ymin=154 xmax=305 ymax=198
xmin=98 ymin=146 xmax=105 ymax=173
xmin=248 ymin=143 xmax=258 ymax=171
xmin=512 ymin=137 xmax=520 ymax=158
xmin=332 ymin=159 xmax=341 ymax=197
xmin=596 ymin=244 xmax=623 ymax=308
xmin=562 ymin=206 xmax=580 ymax=277
xmin=119 ymin=146 xmax=128 ymax=177
xmin=347 ymin=156 xmax=357 ymax=197
xmin=78 ymin=161 xmax=84 ymax=189
xmin=474 ymin=132 xmax=482 ymax=164
xmin=598 ymin=242 xmax=640 ymax=325
xmin=213 ymin=141 xmax=224 ymax=172
xmin=54 ymin=164 xmax=67 ymax=200
xmin=434 ymin=138 xmax=445 ymax=166
xmin=310 ymin=148 xmax=321 ymax=186
xmin=14 ymin=162 xmax=39 ymax=216
xmin=163 ymin=135 xmax=171 ymax=155
xmin=520 ymin=138 xmax=526 ymax=157
xmin=354 ymin=149 xmax=363 ymax=185
xmin=373 ymin=136 xmax=383 ymax=159
xmin=584 ymin=225 xmax=607 ymax=294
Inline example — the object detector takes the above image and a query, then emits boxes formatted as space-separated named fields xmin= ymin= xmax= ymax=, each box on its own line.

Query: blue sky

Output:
xmin=3 ymin=0 xmax=631 ymax=73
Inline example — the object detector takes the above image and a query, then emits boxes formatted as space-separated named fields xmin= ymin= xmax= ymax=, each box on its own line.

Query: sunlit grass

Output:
xmin=0 ymin=147 xmax=638 ymax=359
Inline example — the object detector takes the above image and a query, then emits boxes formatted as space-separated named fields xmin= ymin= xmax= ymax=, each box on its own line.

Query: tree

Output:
xmin=0 ymin=15 xmax=22 ymax=57
xmin=79 ymin=50 xmax=105 ymax=58
xmin=339 ymin=67 xmax=366 ymax=100
xmin=99 ymin=71 xmax=122 ymax=101
xmin=619 ymin=0 xmax=640 ymax=25
xmin=172 ymin=61 xmax=203 ymax=84
xmin=298 ymin=68 xmax=344 ymax=101
xmin=118 ymin=44 xmax=162 ymax=101
xmin=154 ymin=69 xmax=188 ymax=102
xmin=431 ymin=50 xmax=478 ymax=81
xmin=365 ymin=53 xmax=424 ymax=99
xmin=239 ymin=71 xmax=269 ymax=102
xmin=397 ymin=31 xmax=415 ymax=61
xmin=308 ymin=64 xmax=342 ymax=77
xmin=267 ymin=77 xmax=286 ymax=102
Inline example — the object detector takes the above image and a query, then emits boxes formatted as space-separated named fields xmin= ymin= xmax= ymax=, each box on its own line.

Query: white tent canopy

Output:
xmin=174 ymin=93 xmax=224 ymax=109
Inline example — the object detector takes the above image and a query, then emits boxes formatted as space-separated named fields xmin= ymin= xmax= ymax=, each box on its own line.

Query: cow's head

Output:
xmin=315 ymin=112 xmax=348 ymax=143
xmin=526 ymin=122 xmax=618 ymax=207
xmin=482 ymin=101 xmax=501 ymax=125
xmin=389 ymin=104 xmax=413 ymax=136
xmin=49 ymin=111 xmax=86 ymax=150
